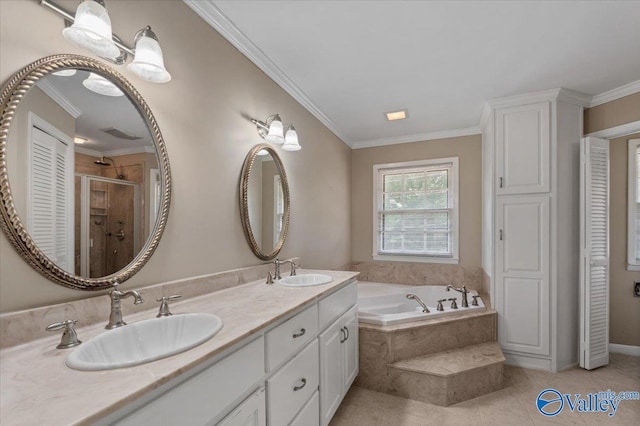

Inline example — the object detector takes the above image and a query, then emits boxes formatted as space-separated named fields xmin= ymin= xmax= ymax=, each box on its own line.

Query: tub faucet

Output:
xmin=406 ymin=293 xmax=430 ymax=313
xmin=106 ymin=283 xmax=144 ymax=329
xmin=446 ymin=285 xmax=469 ymax=308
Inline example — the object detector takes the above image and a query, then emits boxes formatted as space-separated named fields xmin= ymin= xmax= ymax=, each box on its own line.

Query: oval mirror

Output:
xmin=0 ymin=55 xmax=171 ymax=290
xmin=239 ymin=144 xmax=290 ymax=260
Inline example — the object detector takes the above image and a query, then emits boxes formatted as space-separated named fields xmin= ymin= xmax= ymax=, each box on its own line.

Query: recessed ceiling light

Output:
xmin=74 ymin=137 xmax=87 ymax=144
xmin=385 ymin=109 xmax=409 ymax=121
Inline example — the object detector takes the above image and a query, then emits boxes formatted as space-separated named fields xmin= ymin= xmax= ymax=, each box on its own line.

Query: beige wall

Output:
xmin=584 ymin=93 xmax=640 ymax=134
xmin=0 ymin=0 xmax=351 ymax=312
xmin=351 ymin=134 xmax=482 ymax=269
xmin=608 ymin=133 xmax=640 ymax=346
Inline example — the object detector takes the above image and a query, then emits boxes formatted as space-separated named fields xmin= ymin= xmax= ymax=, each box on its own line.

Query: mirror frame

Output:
xmin=239 ymin=143 xmax=290 ymax=260
xmin=0 ymin=54 xmax=172 ymax=290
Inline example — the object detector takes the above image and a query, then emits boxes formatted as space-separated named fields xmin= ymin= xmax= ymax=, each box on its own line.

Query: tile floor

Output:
xmin=330 ymin=353 xmax=640 ymax=425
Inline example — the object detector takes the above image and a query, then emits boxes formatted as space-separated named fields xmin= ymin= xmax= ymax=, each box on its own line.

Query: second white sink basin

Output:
xmin=279 ymin=273 xmax=333 ymax=287
xmin=66 ymin=313 xmax=223 ymax=371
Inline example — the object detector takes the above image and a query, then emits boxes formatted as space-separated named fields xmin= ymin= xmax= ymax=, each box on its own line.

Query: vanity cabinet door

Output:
xmin=319 ymin=305 xmax=359 ymax=426
xmin=217 ymin=387 xmax=266 ymax=426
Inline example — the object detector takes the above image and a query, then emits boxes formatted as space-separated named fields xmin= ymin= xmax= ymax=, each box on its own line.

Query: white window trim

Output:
xmin=628 ymin=139 xmax=640 ymax=271
xmin=372 ymin=157 xmax=459 ymax=264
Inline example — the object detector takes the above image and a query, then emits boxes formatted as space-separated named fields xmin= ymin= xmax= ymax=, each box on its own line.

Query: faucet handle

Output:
xmin=156 ymin=295 xmax=182 ymax=317
xmin=290 ymin=261 xmax=299 ymax=276
xmin=46 ymin=319 xmax=82 ymax=349
xmin=437 ymin=299 xmax=447 ymax=311
xmin=266 ymin=271 xmax=274 ymax=284
xmin=448 ymin=297 xmax=458 ymax=309
xmin=471 ymin=295 xmax=480 ymax=306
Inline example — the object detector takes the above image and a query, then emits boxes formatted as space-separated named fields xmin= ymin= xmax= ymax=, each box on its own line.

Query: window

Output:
xmin=628 ymin=139 xmax=640 ymax=271
xmin=373 ymin=158 xmax=459 ymax=263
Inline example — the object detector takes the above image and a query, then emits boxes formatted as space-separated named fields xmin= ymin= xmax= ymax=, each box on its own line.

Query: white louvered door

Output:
xmin=579 ymin=136 xmax=609 ymax=370
xmin=29 ymin=126 xmax=73 ymax=273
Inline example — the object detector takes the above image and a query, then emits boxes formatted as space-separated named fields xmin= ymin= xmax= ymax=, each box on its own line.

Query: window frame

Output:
xmin=372 ymin=157 xmax=459 ymax=264
xmin=627 ymin=139 xmax=640 ymax=271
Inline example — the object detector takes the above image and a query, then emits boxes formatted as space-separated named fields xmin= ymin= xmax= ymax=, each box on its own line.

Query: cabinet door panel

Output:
xmin=217 ymin=387 xmax=266 ymax=426
xmin=496 ymin=196 xmax=550 ymax=356
xmin=319 ymin=317 xmax=345 ymax=426
xmin=496 ymin=102 xmax=550 ymax=194
xmin=342 ymin=306 xmax=359 ymax=389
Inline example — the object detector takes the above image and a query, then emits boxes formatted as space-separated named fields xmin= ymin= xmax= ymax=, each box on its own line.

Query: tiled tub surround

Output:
xmin=356 ymin=285 xmax=503 ymax=406
xmin=0 ymin=268 xmax=358 ymax=425
xmin=352 ymin=261 xmax=484 ymax=293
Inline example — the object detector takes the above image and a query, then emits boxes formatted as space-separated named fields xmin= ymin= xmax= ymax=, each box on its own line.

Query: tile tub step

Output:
xmin=386 ymin=342 xmax=505 ymax=406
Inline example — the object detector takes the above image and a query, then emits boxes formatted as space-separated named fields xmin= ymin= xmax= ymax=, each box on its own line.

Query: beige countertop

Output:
xmin=0 ymin=269 xmax=359 ymax=426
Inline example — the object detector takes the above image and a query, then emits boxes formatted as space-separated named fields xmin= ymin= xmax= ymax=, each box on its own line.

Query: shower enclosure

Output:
xmin=75 ymin=174 xmax=141 ymax=277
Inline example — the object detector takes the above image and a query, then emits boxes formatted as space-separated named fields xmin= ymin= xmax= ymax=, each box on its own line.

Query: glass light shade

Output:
xmin=127 ymin=35 xmax=171 ymax=83
xmin=282 ymin=127 xmax=301 ymax=151
xmin=82 ymin=72 xmax=124 ymax=97
xmin=257 ymin=149 xmax=269 ymax=156
xmin=265 ymin=116 xmax=284 ymax=144
xmin=62 ymin=0 xmax=120 ymax=59
xmin=52 ymin=69 xmax=77 ymax=77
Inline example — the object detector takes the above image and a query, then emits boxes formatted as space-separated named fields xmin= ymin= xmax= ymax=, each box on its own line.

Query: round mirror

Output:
xmin=0 ymin=55 xmax=171 ymax=290
xmin=239 ymin=144 xmax=290 ymax=260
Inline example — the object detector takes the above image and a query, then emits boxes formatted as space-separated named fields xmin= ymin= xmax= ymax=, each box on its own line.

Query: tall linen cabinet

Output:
xmin=482 ymin=89 xmax=589 ymax=372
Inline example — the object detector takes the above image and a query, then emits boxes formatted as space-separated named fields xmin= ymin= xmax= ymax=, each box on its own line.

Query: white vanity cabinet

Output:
xmin=484 ymin=89 xmax=586 ymax=372
xmin=111 ymin=279 xmax=358 ymax=426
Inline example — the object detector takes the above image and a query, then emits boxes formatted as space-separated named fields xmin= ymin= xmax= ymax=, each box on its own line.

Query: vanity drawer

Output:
xmin=290 ymin=390 xmax=319 ymax=426
xmin=267 ymin=340 xmax=319 ymax=426
xmin=266 ymin=304 xmax=318 ymax=371
xmin=318 ymin=282 xmax=357 ymax=330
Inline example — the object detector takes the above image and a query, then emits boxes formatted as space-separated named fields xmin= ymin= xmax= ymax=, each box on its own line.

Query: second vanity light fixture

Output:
xmin=251 ymin=114 xmax=301 ymax=152
xmin=41 ymin=0 xmax=171 ymax=83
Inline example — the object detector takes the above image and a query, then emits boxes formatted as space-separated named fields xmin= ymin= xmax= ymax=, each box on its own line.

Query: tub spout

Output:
xmin=446 ymin=285 xmax=469 ymax=308
xmin=406 ymin=293 xmax=430 ymax=313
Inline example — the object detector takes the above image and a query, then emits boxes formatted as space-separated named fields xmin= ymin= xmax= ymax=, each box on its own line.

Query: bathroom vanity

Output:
xmin=0 ymin=270 xmax=359 ymax=426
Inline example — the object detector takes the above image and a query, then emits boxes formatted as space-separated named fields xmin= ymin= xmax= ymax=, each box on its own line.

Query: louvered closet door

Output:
xmin=30 ymin=127 xmax=72 ymax=272
xmin=580 ymin=137 xmax=609 ymax=370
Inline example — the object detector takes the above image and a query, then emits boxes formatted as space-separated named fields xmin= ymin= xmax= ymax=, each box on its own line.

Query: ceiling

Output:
xmin=186 ymin=1 xmax=640 ymax=148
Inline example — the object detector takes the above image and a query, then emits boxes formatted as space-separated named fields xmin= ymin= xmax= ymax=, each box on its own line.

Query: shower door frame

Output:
xmin=77 ymin=174 xmax=141 ymax=277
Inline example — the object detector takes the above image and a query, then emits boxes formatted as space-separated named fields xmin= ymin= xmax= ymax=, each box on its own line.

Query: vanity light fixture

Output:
xmin=41 ymin=0 xmax=171 ymax=83
xmin=251 ymin=114 xmax=302 ymax=151
xmin=74 ymin=137 xmax=87 ymax=144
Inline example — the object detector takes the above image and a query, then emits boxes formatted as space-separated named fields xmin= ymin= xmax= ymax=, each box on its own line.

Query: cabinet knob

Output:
xmin=293 ymin=378 xmax=307 ymax=391
xmin=292 ymin=328 xmax=306 ymax=338
xmin=499 ymin=177 xmax=504 ymax=188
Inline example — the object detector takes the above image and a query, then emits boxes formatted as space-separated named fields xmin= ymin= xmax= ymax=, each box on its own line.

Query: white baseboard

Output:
xmin=609 ymin=343 xmax=640 ymax=356
xmin=503 ymin=352 xmax=552 ymax=371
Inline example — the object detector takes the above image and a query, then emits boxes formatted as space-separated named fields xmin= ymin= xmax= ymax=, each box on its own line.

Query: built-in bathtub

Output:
xmin=357 ymin=281 xmax=485 ymax=326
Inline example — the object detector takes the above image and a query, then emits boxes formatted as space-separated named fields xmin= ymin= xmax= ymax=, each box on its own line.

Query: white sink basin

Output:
xmin=279 ymin=273 xmax=333 ymax=287
xmin=66 ymin=313 xmax=223 ymax=371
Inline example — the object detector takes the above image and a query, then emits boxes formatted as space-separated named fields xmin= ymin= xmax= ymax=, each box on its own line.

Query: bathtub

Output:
xmin=357 ymin=281 xmax=485 ymax=326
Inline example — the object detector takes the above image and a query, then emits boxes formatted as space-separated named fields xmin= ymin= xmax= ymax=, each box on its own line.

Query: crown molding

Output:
xmin=183 ymin=0 xmax=353 ymax=147
xmin=589 ymin=80 xmax=640 ymax=108
xmin=479 ymin=103 xmax=492 ymax=130
xmin=75 ymin=145 xmax=155 ymax=157
xmin=37 ymin=79 xmax=82 ymax=118
xmin=74 ymin=146 xmax=102 ymax=157
xmin=585 ymin=120 xmax=640 ymax=139
xmin=352 ymin=126 xmax=481 ymax=149
xmin=557 ymin=88 xmax=592 ymax=107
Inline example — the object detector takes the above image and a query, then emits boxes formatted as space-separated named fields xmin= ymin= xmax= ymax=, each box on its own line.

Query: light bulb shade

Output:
xmin=282 ymin=126 xmax=301 ymax=151
xmin=82 ymin=72 xmax=124 ymax=97
xmin=265 ymin=115 xmax=284 ymax=144
xmin=52 ymin=69 xmax=78 ymax=77
xmin=62 ymin=0 xmax=120 ymax=58
xmin=127 ymin=31 xmax=171 ymax=83
xmin=257 ymin=149 xmax=269 ymax=156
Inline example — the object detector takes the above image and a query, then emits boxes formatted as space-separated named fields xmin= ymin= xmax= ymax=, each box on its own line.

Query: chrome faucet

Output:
xmin=446 ymin=285 xmax=469 ymax=308
xmin=105 ymin=283 xmax=144 ymax=329
xmin=273 ymin=258 xmax=299 ymax=280
xmin=406 ymin=293 xmax=430 ymax=313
